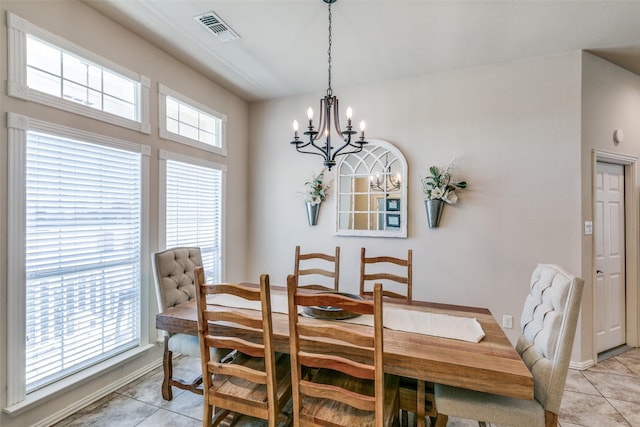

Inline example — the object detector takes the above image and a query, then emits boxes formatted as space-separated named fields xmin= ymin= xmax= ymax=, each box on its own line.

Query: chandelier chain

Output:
xmin=327 ymin=2 xmax=333 ymax=96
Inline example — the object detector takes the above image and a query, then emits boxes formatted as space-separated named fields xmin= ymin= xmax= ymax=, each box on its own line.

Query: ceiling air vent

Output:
xmin=195 ymin=11 xmax=240 ymax=43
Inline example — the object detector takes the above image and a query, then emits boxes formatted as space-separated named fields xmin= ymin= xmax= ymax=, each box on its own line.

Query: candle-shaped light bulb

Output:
xmin=359 ymin=121 xmax=366 ymax=138
xmin=346 ymin=106 xmax=353 ymax=127
xmin=307 ymin=107 xmax=314 ymax=128
xmin=293 ymin=120 xmax=299 ymax=138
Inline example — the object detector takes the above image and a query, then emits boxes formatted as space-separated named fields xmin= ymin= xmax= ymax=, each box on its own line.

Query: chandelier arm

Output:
xmin=312 ymin=97 xmax=328 ymax=143
xmin=331 ymin=142 xmax=365 ymax=161
xmin=294 ymin=145 xmax=333 ymax=160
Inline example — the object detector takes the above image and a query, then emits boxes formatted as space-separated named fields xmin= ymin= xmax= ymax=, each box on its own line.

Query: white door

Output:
xmin=595 ymin=161 xmax=626 ymax=353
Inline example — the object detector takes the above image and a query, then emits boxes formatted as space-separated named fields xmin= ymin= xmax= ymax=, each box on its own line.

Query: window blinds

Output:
xmin=165 ymin=159 xmax=222 ymax=283
xmin=25 ymin=131 xmax=142 ymax=392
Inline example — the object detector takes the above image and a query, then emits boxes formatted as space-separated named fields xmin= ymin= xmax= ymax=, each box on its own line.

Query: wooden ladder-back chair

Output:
xmin=360 ymin=248 xmax=412 ymax=300
xmin=152 ymin=247 xmax=230 ymax=400
xmin=434 ymin=264 xmax=585 ymax=427
xmin=287 ymin=275 xmax=400 ymax=427
xmin=294 ymin=245 xmax=340 ymax=291
xmin=359 ymin=248 xmax=434 ymax=426
xmin=195 ymin=267 xmax=292 ymax=427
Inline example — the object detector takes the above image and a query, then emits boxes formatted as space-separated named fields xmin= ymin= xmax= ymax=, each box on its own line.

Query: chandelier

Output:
xmin=290 ymin=0 xmax=367 ymax=171
xmin=370 ymin=156 xmax=401 ymax=192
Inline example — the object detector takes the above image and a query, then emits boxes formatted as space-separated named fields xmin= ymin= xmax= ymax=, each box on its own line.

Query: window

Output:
xmin=6 ymin=113 xmax=150 ymax=407
xmin=159 ymin=150 xmax=225 ymax=282
xmin=7 ymin=12 xmax=150 ymax=134
xmin=158 ymin=84 xmax=227 ymax=156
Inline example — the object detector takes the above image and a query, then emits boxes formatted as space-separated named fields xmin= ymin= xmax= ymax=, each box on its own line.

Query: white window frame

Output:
xmin=6 ymin=12 xmax=151 ymax=134
xmin=4 ymin=112 xmax=151 ymax=413
xmin=158 ymin=84 xmax=227 ymax=156
xmin=158 ymin=149 xmax=227 ymax=283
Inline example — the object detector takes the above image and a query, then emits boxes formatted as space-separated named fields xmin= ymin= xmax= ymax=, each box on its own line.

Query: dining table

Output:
xmin=156 ymin=284 xmax=534 ymax=426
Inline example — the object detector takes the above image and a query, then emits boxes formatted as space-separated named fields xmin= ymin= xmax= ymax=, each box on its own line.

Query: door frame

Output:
xmin=592 ymin=150 xmax=639 ymax=363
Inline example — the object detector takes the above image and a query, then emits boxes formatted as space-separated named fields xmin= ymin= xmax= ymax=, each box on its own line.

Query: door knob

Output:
xmin=596 ymin=270 xmax=603 ymax=275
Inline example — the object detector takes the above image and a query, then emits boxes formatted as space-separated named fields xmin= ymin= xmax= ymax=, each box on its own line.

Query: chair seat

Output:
xmin=300 ymin=369 xmax=400 ymax=427
xmin=211 ymin=352 xmax=292 ymax=417
xmin=168 ymin=333 xmax=230 ymax=361
xmin=435 ymin=383 xmax=545 ymax=427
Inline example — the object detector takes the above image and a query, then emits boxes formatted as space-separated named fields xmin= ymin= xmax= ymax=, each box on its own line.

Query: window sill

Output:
xmin=3 ymin=343 xmax=156 ymax=417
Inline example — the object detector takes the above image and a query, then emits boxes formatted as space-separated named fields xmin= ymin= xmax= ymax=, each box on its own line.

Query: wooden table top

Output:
xmin=156 ymin=287 xmax=534 ymax=400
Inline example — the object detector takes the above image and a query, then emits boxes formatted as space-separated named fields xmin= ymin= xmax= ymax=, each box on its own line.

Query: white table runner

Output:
xmin=342 ymin=306 xmax=485 ymax=343
xmin=207 ymin=293 xmax=485 ymax=343
xmin=207 ymin=293 xmax=289 ymax=314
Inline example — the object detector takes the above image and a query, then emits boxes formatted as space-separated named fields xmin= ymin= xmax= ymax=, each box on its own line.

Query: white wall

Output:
xmin=0 ymin=2 xmax=250 ymax=426
xmin=248 ymin=52 xmax=584 ymax=347
xmin=579 ymin=52 xmax=640 ymax=364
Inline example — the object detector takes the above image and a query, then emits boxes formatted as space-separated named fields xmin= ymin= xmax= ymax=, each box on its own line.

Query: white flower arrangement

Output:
xmin=301 ymin=169 xmax=332 ymax=205
xmin=420 ymin=160 xmax=468 ymax=205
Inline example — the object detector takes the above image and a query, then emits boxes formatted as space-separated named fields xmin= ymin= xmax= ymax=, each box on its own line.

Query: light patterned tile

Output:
xmin=582 ymin=371 xmax=640 ymax=404
xmin=163 ymin=388 xmax=204 ymax=421
xmin=136 ymin=408 xmax=200 ymax=427
xmin=117 ymin=370 xmax=173 ymax=407
xmin=619 ymin=348 xmax=640 ymax=361
xmin=173 ymin=355 xmax=202 ymax=378
xmin=617 ymin=355 xmax=640 ymax=377
xmin=588 ymin=357 xmax=636 ymax=377
xmin=608 ymin=398 xmax=640 ymax=427
xmin=58 ymin=393 xmax=158 ymax=427
xmin=559 ymin=390 xmax=629 ymax=426
xmin=565 ymin=369 xmax=600 ymax=396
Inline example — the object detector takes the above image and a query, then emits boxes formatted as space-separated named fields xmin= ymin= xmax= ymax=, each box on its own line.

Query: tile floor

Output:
xmin=53 ymin=347 xmax=640 ymax=427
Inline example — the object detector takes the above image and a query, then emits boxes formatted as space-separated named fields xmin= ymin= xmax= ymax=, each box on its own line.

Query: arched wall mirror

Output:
xmin=335 ymin=139 xmax=408 ymax=238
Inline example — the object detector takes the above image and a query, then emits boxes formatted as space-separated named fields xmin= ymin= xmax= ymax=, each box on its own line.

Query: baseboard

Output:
xmin=569 ymin=359 xmax=595 ymax=370
xmin=32 ymin=358 xmax=162 ymax=427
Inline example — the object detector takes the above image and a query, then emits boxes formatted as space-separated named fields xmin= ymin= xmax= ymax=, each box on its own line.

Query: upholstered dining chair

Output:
xmin=287 ymin=275 xmax=400 ymax=427
xmin=195 ymin=268 xmax=292 ymax=427
xmin=152 ymin=247 xmax=230 ymax=400
xmin=434 ymin=264 xmax=585 ymax=427
xmin=293 ymin=245 xmax=340 ymax=291
xmin=360 ymin=248 xmax=412 ymax=300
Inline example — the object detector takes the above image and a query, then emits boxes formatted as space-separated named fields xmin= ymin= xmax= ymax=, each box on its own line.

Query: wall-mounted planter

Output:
xmin=306 ymin=201 xmax=320 ymax=226
xmin=425 ymin=199 xmax=444 ymax=228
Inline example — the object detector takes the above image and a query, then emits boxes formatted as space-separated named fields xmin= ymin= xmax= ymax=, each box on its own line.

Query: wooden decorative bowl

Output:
xmin=302 ymin=292 xmax=364 ymax=320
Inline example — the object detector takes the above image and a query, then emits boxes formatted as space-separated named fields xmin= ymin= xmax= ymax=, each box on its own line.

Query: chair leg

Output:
xmin=545 ymin=410 xmax=558 ymax=427
xmin=416 ymin=380 xmax=426 ymax=427
xmin=202 ymin=401 xmax=213 ymax=427
xmin=162 ymin=336 xmax=174 ymax=400
xmin=162 ymin=336 xmax=204 ymax=400
xmin=434 ymin=414 xmax=448 ymax=427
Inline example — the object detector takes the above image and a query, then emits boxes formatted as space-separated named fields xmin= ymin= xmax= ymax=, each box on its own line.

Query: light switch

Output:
xmin=584 ymin=221 xmax=593 ymax=235
xmin=502 ymin=315 xmax=513 ymax=329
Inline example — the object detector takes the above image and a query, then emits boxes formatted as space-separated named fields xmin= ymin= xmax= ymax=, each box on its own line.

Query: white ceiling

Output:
xmin=82 ymin=0 xmax=640 ymax=103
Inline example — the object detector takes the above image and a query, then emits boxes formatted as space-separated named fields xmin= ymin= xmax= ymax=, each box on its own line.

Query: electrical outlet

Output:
xmin=502 ymin=314 xmax=513 ymax=329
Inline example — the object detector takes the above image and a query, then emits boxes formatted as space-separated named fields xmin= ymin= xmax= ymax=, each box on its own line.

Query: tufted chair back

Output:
xmin=152 ymin=247 xmax=203 ymax=312
xmin=516 ymin=264 xmax=584 ymax=415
